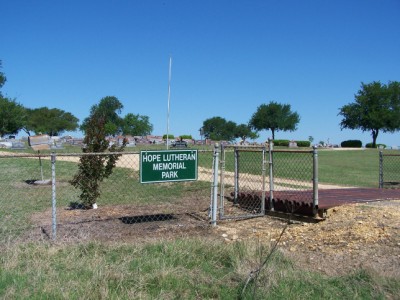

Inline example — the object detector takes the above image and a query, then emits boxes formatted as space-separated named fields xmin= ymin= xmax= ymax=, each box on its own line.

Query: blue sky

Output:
xmin=1 ymin=0 xmax=399 ymax=146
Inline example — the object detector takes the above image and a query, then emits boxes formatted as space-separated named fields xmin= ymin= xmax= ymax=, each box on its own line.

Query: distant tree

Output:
xmin=0 ymin=60 xmax=6 ymax=93
xmin=70 ymin=109 xmax=126 ymax=209
xmin=0 ymin=63 xmax=26 ymax=137
xmin=234 ymin=124 xmax=258 ymax=142
xmin=23 ymin=107 xmax=79 ymax=136
xmin=202 ymin=117 xmax=237 ymax=141
xmin=121 ymin=113 xmax=153 ymax=136
xmin=249 ymin=101 xmax=300 ymax=140
xmin=0 ymin=97 xmax=26 ymax=137
xmin=81 ymin=96 xmax=124 ymax=136
xmin=339 ymin=81 xmax=400 ymax=147
xmin=179 ymin=135 xmax=193 ymax=139
xmin=163 ymin=134 xmax=175 ymax=139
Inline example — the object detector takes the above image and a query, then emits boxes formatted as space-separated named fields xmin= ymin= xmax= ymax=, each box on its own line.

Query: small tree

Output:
xmin=202 ymin=117 xmax=237 ymax=141
xmin=249 ymin=101 xmax=300 ymax=140
xmin=23 ymin=107 xmax=79 ymax=136
xmin=163 ymin=134 xmax=174 ymax=139
xmin=121 ymin=113 xmax=153 ymax=136
xmin=0 ymin=62 xmax=27 ymax=137
xmin=81 ymin=96 xmax=124 ymax=136
xmin=234 ymin=124 xmax=258 ymax=142
xmin=0 ymin=96 xmax=26 ymax=137
xmin=339 ymin=81 xmax=400 ymax=147
xmin=70 ymin=112 xmax=126 ymax=209
xmin=0 ymin=60 xmax=6 ymax=93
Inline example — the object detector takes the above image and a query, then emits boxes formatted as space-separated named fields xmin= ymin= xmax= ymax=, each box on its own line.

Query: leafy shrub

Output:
xmin=163 ymin=134 xmax=174 ymax=139
xmin=366 ymin=143 xmax=386 ymax=149
xmin=70 ymin=116 xmax=126 ymax=208
xmin=341 ymin=140 xmax=362 ymax=148
xmin=273 ymin=140 xmax=290 ymax=146
xmin=180 ymin=135 xmax=193 ymax=139
xmin=296 ymin=140 xmax=311 ymax=147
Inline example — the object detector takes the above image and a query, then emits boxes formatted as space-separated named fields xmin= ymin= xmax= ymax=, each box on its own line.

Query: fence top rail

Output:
xmin=272 ymin=149 xmax=313 ymax=154
xmin=222 ymin=145 xmax=268 ymax=149
xmin=0 ymin=153 xmax=50 ymax=158
xmin=382 ymin=153 xmax=400 ymax=157
xmin=0 ymin=149 xmax=214 ymax=159
xmin=56 ymin=151 xmax=138 ymax=157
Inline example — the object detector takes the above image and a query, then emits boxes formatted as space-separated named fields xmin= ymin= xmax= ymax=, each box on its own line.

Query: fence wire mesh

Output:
xmin=219 ymin=146 xmax=267 ymax=219
xmin=271 ymin=150 xmax=315 ymax=215
xmin=219 ymin=146 xmax=316 ymax=220
xmin=0 ymin=150 xmax=214 ymax=244
xmin=380 ymin=151 xmax=400 ymax=189
xmin=0 ymin=153 xmax=54 ymax=244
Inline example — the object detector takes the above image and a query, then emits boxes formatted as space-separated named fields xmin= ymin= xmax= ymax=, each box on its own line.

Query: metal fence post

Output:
xmin=51 ymin=152 xmax=57 ymax=240
xmin=261 ymin=145 xmax=267 ymax=215
xmin=234 ymin=146 xmax=239 ymax=204
xmin=312 ymin=146 xmax=319 ymax=216
xmin=219 ymin=144 xmax=225 ymax=220
xmin=379 ymin=150 xmax=383 ymax=188
xmin=211 ymin=143 xmax=220 ymax=226
xmin=268 ymin=139 xmax=274 ymax=211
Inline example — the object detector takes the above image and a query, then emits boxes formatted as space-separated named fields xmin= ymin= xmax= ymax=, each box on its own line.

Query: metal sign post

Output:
xmin=28 ymin=135 xmax=51 ymax=184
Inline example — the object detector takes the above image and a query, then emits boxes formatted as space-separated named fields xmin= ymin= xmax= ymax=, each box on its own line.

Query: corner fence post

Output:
xmin=51 ymin=152 xmax=57 ymax=240
xmin=211 ymin=143 xmax=220 ymax=226
xmin=268 ymin=139 xmax=274 ymax=211
xmin=312 ymin=146 xmax=319 ymax=216
xmin=379 ymin=151 xmax=383 ymax=188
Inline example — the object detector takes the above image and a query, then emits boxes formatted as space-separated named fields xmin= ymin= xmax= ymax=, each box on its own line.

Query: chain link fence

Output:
xmin=0 ymin=150 xmax=215 ymax=244
xmin=3 ymin=146 xmax=398 ymax=245
xmin=379 ymin=150 xmax=400 ymax=189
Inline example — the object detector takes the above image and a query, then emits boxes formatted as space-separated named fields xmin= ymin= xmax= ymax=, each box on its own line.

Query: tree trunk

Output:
xmin=372 ymin=129 xmax=379 ymax=148
xmin=271 ymin=129 xmax=275 ymax=140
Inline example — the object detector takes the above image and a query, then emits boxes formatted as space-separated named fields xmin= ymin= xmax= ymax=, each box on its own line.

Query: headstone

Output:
xmin=51 ymin=142 xmax=64 ymax=150
xmin=28 ymin=135 xmax=50 ymax=151
xmin=11 ymin=141 xmax=26 ymax=150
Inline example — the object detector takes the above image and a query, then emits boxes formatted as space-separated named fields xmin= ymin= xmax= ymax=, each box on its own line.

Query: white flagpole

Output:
xmin=166 ymin=56 xmax=172 ymax=150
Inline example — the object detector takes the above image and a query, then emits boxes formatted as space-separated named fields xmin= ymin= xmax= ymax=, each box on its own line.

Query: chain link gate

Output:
xmin=215 ymin=143 xmax=319 ymax=221
xmin=219 ymin=145 xmax=268 ymax=220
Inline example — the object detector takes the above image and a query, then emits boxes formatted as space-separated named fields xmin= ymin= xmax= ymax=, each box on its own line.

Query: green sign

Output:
xmin=140 ymin=150 xmax=198 ymax=183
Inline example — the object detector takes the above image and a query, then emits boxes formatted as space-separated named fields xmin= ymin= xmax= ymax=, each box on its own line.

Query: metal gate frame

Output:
xmin=219 ymin=144 xmax=268 ymax=220
xmin=209 ymin=141 xmax=319 ymax=224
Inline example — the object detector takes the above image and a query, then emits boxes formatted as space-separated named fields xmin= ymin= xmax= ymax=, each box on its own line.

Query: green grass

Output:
xmin=0 ymin=239 xmax=398 ymax=299
xmin=318 ymin=149 xmax=381 ymax=187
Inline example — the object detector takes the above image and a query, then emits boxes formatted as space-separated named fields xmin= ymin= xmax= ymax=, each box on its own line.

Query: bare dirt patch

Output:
xmin=28 ymin=195 xmax=212 ymax=244
xmin=217 ymin=200 xmax=400 ymax=278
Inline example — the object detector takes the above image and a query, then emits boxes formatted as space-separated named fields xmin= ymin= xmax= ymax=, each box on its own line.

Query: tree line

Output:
xmin=0 ymin=61 xmax=153 ymax=138
xmin=201 ymin=101 xmax=301 ymax=143
xmin=1 ymin=60 xmax=399 ymax=147
xmin=202 ymin=82 xmax=400 ymax=147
